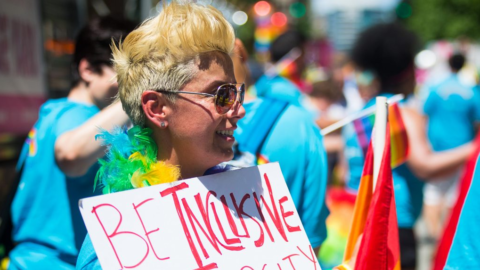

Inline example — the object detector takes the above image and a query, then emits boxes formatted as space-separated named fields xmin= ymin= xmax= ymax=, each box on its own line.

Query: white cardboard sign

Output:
xmin=79 ymin=163 xmax=321 ymax=270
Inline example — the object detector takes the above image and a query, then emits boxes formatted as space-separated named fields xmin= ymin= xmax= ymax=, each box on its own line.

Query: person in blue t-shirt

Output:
xmin=421 ymin=53 xmax=480 ymax=240
xmin=8 ymin=17 xmax=135 ymax=270
xmin=231 ymin=33 xmax=329 ymax=255
xmin=343 ymin=23 xmax=474 ymax=270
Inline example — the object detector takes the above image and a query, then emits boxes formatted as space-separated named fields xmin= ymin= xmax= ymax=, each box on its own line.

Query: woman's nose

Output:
xmin=227 ymin=100 xmax=246 ymax=119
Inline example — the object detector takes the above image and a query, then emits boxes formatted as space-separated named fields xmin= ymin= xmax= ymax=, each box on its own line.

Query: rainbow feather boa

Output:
xmin=94 ymin=126 xmax=180 ymax=194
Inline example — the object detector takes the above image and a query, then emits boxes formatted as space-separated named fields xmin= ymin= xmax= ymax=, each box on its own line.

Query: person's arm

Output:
xmin=316 ymin=117 xmax=340 ymax=130
xmin=402 ymin=107 xmax=473 ymax=179
xmin=55 ymin=101 xmax=130 ymax=177
xmin=323 ymin=134 xmax=344 ymax=154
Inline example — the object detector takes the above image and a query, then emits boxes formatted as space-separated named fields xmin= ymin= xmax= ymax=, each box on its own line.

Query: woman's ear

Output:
xmin=78 ymin=59 xmax=95 ymax=86
xmin=141 ymin=91 xmax=170 ymax=129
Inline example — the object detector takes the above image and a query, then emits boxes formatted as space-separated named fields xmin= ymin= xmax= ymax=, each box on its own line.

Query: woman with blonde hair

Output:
xmin=76 ymin=2 xmax=245 ymax=269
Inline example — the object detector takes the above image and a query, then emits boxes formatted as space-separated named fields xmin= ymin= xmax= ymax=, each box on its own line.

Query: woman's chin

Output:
xmin=211 ymin=148 xmax=234 ymax=165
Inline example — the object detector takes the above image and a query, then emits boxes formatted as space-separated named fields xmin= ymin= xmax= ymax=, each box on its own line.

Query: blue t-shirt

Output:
xmin=423 ymin=75 xmax=480 ymax=151
xmin=445 ymin=156 xmax=480 ymax=269
xmin=9 ymin=98 xmax=100 ymax=270
xmin=342 ymin=95 xmax=424 ymax=228
xmin=234 ymin=98 xmax=330 ymax=247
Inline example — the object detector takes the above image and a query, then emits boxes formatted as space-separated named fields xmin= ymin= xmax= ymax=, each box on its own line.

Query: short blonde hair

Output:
xmin=112 ymin=1 xmax=235 ymax=126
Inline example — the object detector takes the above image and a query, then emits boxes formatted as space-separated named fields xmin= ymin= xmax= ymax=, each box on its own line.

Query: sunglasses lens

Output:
xmin=239 ymin=84 xmax=245 ymax=105
xmin=215 ymin=85 xmax=236 ymax=114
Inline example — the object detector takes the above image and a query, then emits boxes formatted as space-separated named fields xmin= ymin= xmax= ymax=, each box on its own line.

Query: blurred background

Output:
xmin=1 ymin=0 xmax=480 ymax=269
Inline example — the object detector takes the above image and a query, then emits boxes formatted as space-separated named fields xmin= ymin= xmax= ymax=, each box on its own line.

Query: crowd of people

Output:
xmin=3 ymin=1 xmax=480 ymax=270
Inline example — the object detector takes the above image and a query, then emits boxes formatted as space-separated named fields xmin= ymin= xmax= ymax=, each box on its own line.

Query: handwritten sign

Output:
xmin=79 ymin=163 xmax=321 ymax=270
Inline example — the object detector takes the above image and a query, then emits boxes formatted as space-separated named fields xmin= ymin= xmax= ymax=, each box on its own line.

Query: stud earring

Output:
xmin=161 ymin=122 xmax=165 ymax=128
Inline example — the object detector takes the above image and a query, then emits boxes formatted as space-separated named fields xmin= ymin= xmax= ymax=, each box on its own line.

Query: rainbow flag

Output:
xmin=256 ymin=154 xmax=269 ymax=165
xmin=352 ymin=114 xmax=375 ymax=157
xmin=269 ymin=47 xmax=309 ymax=92
xmin=352 ymin=103 xmax=409 ymax=168
xmin=277 ymin=60 xmax=305 ymax=90
xmin=336 ymin=142 xmax=374 ymax=269
xmin=336 ymin=126 xmax=401 ymax=270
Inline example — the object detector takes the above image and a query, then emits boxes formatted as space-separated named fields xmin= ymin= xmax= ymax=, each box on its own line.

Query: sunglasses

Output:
xmin=156 ymin=83 xmax=245 ymax=114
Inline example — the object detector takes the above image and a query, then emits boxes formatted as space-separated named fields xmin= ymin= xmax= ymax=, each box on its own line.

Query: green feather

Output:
xmin=94 ymin=125 xmax=159 ymax=194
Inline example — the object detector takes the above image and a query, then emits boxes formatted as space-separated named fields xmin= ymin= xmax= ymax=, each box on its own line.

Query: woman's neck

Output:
xmin=68 ymin=82 xmax=95 ymax=105
xmin=154 ymin=129 xmax=207 ymax=180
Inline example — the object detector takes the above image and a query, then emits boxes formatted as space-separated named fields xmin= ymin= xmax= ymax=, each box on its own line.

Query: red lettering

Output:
xmin=241 ymin=267 xmax=254 ymax=270
xmin=221 ymin=195 xmax=248 ymax=238
xmin=297 ymin=245 xmax=317 ymax=270
xmin=133 ymin=198 xmax=169 ymax=261
xmin=208 ymin=193 xmax=244 ymax=251
xmin=279 ymin=197 xmax=301 ymax=233
xmin=182 ymin=194 xmax=222 ymax=258
xmin=91 ymin=204 xmax=149 ymax=269
xmin=160 ymin=183 xmax=218 ymax=270
xmin=252 ymin=192 xmax=274 ymax=243
xmin=259 ymin=173 xmax=289 ymax=242
xmin=229 ymin=193 xmax=250 ymax=238
xmin=282 ymin=254 xmax=299 ymax=270
xmin=236 ymin=193 xmax=265 ymax=247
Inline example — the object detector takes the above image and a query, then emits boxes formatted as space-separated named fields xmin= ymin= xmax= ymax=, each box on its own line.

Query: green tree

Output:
xmin=406 ymin=0 xmax=480 ymax=42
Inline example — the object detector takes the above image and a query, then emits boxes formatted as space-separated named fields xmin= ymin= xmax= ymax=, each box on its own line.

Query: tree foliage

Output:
xmin=406 ymin=0 xmax=480 ymax=42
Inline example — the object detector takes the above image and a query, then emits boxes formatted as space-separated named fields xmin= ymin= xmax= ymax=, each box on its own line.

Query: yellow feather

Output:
xmin=130 ymin=161 xmax=180 ymax=188
xmin=129 ymin=151 xmax=147 ymax=166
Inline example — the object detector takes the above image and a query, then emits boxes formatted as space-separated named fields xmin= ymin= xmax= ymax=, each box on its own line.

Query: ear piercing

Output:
xmin=161 ymin=122 xmax=165 ymax=128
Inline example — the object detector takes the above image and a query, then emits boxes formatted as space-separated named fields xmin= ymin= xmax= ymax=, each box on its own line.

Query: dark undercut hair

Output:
xmin=269 ymin=30 xmax=306 ymax=63
xmin=448 ymin=53 xmax=466 ymax=73
xmin=351 ymin=23 xmax=420 ymax=94
xmin=71 ymin=16 xmax=137 ymax=87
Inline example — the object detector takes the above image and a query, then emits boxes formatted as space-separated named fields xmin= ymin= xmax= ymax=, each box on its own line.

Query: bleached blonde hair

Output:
xmin=112 ymin=1 xmax=235 ymax=126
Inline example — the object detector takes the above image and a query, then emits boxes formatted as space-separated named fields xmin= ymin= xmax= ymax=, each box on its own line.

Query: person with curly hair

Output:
xmin=343 ymin=23 xmax=474 ymax=270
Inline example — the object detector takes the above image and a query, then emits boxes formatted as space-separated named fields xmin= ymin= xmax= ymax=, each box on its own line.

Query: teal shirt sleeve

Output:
xmin=445 ymin=156 xmax=480 ymax=269
xmin=76 ymin=235 xmax=101 ymax=270
xmin=55 ymin=104 xmax=99 ymax=137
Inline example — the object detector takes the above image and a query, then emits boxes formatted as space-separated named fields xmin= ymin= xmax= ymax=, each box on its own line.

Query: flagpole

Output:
xmin=321 ymin=94 xmax=403 ymax=136
xmin=373 ymin=96 xmax=388 ymax=191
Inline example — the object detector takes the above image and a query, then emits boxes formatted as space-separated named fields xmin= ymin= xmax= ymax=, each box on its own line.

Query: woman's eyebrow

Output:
xmin=203 ymin=80 xmax=229 ymax=92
